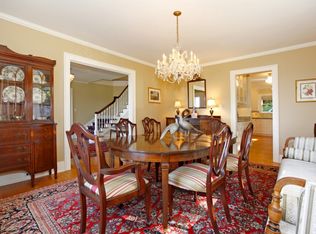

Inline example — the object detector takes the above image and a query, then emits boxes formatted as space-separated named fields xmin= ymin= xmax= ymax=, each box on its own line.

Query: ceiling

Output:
xmin=71 ymin=62 xmax=127 ymax=84
xmin=248 ymin=72 xmax=272 ymax=90
xmin=1 ymin=0 xmax=316 ymax=66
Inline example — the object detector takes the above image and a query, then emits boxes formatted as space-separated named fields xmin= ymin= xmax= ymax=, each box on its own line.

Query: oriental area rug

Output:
xmin=0 ymin=168 xmax=276 ymax=233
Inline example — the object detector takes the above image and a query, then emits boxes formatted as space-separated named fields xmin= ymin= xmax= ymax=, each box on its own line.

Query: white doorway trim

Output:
xmin=63 ymin=52 xmax=136 ymax=171
xmin=229 ymin=64 xmax=279 ymax=162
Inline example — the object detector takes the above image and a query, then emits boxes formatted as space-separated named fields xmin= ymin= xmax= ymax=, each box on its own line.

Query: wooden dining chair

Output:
xmin=110 ymin=118 xmax=137 ymax=139
xmin=142 ymin=117 xmax=162 ymax=181
xmin=66 ymin=123 xmax=150 ymax=234
xmin=168 ymin=125 xmax=232 ymax=234
xmin=142 ymin=117 xmax=151 ymax=135
xmin=226 ymin=122 xmax=254 ymax=202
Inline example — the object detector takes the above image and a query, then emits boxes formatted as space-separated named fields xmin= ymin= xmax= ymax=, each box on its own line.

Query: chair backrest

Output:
xmin=208 ymin=117 xmax=226 ymax=136
xmin=239 ymin=122 xmax=254 ymax=162
xmin=142 ymin=117 xmax=151 ymax=135
xmin=115 ymin=118 xmax=137 ymax=137
xmin=209 ymin=124 xmax=232 ymax=176
xmin=66 ymin=123 xmax=109 ymax=189
xmin=142 ymin=117 xmax=161 ymax=136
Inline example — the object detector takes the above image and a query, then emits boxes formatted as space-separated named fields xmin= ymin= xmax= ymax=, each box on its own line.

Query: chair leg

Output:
xmin=245 ymin=166 xmax=254 ymax=195
xmin=193 ymin=191 xmax=197 ymax=202
xmin=238 ymin=169 xmax=248 ymax=202
xmin=219 ymin=185 xmax=231 ymax=223
xmin=155 ymin=162 xmax=160 ymax=182
xmin=79 ymin=193 xmax=87 ymax=234
xmin=206 ymin=191 xmax=219 ymax=234
xmin=147 ymin=162 xmax=151 ymax=172
xmin=145 ymin=184 xmax=151 ymax=222
xmin=99 ymin=200 xmax=107 ymax=234
xmin=169 ymin=185 xmax=174 ymax=217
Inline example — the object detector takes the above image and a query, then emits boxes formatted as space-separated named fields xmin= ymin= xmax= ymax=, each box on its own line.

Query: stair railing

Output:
xmin=94 ymin=86 xmax=128 ymax=135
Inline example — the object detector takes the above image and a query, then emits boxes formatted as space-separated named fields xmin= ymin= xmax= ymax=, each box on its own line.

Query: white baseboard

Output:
xmin=0 ymin=161 xmax=67 ymax=187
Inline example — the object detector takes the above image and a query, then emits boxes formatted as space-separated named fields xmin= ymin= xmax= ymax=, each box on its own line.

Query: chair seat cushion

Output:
xmin=226 ymin=154 xmax=238 ymax=172
xmin=168 ymin=163 xmax=217 ymax=193
xmin=84 ymin=173 xmax=148 ymax=199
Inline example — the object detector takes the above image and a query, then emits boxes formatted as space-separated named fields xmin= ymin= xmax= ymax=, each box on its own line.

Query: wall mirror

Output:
xmin=187 ymin=79 xmax=206 ymax=108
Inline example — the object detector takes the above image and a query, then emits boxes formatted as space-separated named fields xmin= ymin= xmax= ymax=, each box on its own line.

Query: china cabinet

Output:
xmin=236 ymin=75 xmax=248 ymax=105
xmin=0 ymin=45 xmax=56 ymax=186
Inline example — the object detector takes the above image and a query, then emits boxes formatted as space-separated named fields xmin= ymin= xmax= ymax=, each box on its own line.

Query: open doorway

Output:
xmin=236 ymin=72 xmax=273 ymax=164
xmin=230 ymin=65 xmax=279 ymax=164
xmin=70 ymin=62 xmax=128 ymax=134
xmin=63 ymin=53 xmax=136 ymax=171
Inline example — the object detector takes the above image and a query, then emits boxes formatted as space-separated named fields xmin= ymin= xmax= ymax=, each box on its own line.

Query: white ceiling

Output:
xmin=1 ymin=0 xmax=316 ymax=66
xmin=71 ymin=62 xmax=127 ymax=86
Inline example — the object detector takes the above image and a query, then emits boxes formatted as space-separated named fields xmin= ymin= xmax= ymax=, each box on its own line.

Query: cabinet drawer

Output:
xmin=0 ymin=144 xmax=31 ymax=171
xmin=33 ymin=125 xmax=54 ymax=140
xmin=0 ymin=128 xmax=30 ymax=145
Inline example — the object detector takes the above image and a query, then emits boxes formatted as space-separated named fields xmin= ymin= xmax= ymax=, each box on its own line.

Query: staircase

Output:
xmin=87 ymin=86 xmax=128 ymax=136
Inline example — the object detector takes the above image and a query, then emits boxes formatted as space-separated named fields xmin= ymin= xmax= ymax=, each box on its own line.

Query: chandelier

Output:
xmin=155 ymin=11 xmax=201 ymax=84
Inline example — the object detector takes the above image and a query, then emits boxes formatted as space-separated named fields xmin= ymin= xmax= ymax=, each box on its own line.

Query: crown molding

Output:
xmin=0 ymin=12 xmax=156 ymax=68
xmin=202 ymin=41 xmax=316 ymax=67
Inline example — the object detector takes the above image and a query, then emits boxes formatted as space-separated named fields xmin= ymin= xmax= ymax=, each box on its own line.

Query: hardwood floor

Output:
xmin=0 ymin=137 xmax=276 ymax=199
xmin=249 ymin=135 xmax=275 ymax=165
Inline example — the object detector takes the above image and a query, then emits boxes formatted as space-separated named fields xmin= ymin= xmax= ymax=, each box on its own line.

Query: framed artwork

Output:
xmin=296 ymin=78 xmax=316 ymax=102
xmin=148 ymin=87 xmax=161 ymax=103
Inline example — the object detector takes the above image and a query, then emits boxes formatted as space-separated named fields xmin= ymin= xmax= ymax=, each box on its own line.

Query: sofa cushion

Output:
xmin=284 ymin=137 xmax=316 ymax=163
xmin=278 ymin=159 xmax=316 ymax=225
xmin=297 ymin=182 xmax=316 ymax=234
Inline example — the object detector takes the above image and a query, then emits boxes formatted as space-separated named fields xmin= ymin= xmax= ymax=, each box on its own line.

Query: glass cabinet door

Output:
xmin=0 ymin=62 xmax=26 ymax=121
xmin=32 ymin=69 xmax=52 ymax=121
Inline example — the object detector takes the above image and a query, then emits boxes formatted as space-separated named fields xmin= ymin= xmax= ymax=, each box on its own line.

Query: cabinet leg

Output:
xmin=54 ymin=167 xmax=57 ymax=179
xmin=49 ymin=169 xmax=52 ymax=175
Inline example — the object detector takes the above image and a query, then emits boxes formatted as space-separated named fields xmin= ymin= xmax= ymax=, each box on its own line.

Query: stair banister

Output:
xmin=94 ymin=86 xmax=128 ymax=135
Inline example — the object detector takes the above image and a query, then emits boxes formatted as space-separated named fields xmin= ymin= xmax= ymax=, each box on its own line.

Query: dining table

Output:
xmin=106 ymin=133 xmax=236 ymax=229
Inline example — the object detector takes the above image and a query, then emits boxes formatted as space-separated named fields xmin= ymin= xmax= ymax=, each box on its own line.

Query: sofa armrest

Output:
xmin=282 ymin=137 xmax=295 ymax=158
xmin=265 ymin=177 xmax=306 ymax=234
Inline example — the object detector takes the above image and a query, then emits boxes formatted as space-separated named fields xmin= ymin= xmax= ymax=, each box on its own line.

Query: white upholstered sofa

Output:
xmin=265 ymin=137 xmax=316 ymax=234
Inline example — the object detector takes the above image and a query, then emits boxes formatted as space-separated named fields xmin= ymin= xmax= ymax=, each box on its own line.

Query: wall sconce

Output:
xmin=174 ymin=101 xmax=181 ymax=115
xmin=207 ymin=98 xmax=216 ymax=117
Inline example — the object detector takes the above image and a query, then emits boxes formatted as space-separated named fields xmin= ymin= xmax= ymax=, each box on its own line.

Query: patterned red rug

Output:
xmin=0 ymin=169 xmax=276 ymax=233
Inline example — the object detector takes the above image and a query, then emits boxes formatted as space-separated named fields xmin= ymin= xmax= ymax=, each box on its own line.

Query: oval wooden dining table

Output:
xmin=107 ymin=134 xmax=212 ymax=229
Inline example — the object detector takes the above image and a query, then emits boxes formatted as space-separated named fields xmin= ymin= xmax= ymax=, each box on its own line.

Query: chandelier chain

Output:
xmin=176 ymin=14 xmax=179 ymax=46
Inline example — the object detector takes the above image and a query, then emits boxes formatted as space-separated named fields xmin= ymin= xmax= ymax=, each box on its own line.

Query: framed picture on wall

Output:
xmin=148 ymin=87 xmax=161 ymax=103
xmin=296 ymin=78 xmax=316 ymax=102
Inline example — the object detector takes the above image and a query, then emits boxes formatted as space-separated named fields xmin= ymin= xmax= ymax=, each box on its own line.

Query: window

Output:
xmin=260 ymin=95 xmax=272 ymax=112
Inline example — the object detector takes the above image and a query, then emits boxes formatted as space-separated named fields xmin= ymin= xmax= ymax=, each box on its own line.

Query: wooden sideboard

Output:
xmin=166 ymin=115 xmax=221 ymax=134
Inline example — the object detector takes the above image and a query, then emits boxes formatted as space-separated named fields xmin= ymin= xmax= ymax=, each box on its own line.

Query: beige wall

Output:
xmin=201 ymin=46 xmax=316 ymax=152
xmin=71 ymin=82 xmax=115 ymax=123
xmin=0 ymin=19 xmax=181 ymax=163
xmin=113 ymin=85 xmax=126 ymax=96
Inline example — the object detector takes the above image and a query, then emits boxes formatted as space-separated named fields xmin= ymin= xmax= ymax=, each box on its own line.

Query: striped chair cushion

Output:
xmin=284 ymin=137 xmax=316 ymax=163
xmin=168 ymin=163 xmax=217 ymax=193
xmin=226 ymin=154 xmax=239 ymax=172
xmin=84 ymin=173 xmax=148 ymax=199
